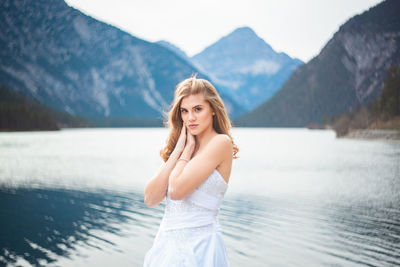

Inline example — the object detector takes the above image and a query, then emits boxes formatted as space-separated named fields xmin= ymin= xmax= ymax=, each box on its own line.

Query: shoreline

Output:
xmin=341 ymin=129 xmax=400 ymax=141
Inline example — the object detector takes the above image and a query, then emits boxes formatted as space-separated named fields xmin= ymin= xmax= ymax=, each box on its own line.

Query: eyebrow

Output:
xmin=180 ymin=104 xmax=203 ymax=110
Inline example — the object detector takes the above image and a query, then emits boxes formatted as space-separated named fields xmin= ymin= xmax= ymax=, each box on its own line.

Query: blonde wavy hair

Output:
xmin=160 ymin=75 xmax=239 ymax=162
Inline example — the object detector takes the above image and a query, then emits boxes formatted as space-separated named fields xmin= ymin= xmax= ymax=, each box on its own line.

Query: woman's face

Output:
xmin=180 ymin=93 xmax=214 ymax=136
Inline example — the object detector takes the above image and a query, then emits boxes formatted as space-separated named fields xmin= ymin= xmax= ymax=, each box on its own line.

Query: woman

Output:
xmin=143 ymin=75 xmax=239 ymax=266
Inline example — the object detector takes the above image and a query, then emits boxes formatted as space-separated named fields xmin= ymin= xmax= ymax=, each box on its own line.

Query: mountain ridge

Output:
xmin=191 ymin=26 xmax=303 ymax=111
xmin=235 ymin=0 xmax=400 ymax=127
xmin=0 ymin=0 xmax=244 ymax=125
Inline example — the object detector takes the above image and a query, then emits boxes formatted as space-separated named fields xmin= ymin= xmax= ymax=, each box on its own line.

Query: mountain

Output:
xmin=0 ymin=85 xmax=89 ymax=131
xmin=235 ymin=0 xmax=400 ymax=127
xmin=156 ymin=40 xmax=192 ymax=64
xmin=156 ymin=40 xmax=246 ymax=118
xmin=191 ymin=27 xmax=303 ymax=111
xmin=332 ymin=64 xmax=400 ymax=137
xmin=0 ymin=0 xmax=244 ymax=125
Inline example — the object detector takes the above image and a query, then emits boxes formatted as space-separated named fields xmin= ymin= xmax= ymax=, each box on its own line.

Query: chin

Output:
xmin=189 ymin=128 xmax=201 ymax=135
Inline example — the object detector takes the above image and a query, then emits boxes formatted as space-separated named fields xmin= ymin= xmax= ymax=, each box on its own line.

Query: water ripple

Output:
xmin=219 ymin=194 xmax=400 ymax=266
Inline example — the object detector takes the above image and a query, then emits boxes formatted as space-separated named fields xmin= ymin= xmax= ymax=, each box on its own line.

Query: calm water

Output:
xmin=0 ymin=128 xmax=399 ymax=266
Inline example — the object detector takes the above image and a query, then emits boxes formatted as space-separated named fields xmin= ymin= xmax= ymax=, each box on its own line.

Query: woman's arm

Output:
xmin=144 ymin=126 xmax=187 ymax=208
xmin=168 ymin=134 xmax=232 ymax=200
xmin=143 ymin=151 xmax=180 ymax=207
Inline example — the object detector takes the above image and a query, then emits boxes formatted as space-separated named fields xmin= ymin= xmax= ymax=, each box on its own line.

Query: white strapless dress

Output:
xmin=143 ymin=169 xmax=229 ymax=267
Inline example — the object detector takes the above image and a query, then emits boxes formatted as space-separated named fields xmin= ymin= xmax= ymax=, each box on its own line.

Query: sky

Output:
xmin=65 ymin=0 xmax=382 ymax=62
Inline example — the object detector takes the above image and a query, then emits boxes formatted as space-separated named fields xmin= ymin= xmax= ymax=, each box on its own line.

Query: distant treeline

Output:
xmin=0 ymin=85 xmax=164 ymax=131
xmin=0 ymin=85 xmax=90 ymax=131
xmin=332 ymin=65 xmax=400 ymax=137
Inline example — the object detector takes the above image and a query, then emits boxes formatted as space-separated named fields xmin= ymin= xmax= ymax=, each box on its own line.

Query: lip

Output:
xmin=188 ymin=124 xmax=198 ymax=129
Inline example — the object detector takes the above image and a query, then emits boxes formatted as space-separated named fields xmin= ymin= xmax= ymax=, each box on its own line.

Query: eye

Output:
xmin=195 ymin=107 xmax=202 ymax=112
xmin=181 ymin=109 xmax=187 ymax=113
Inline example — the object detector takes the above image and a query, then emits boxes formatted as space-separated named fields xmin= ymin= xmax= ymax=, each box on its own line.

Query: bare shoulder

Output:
xmin=207 ymin=134 xmax=232 ymax=156
xmin=209 ymin=134 xmax=232 ymax=183
xmin=210 ymin=134 xmax=232 ymax=147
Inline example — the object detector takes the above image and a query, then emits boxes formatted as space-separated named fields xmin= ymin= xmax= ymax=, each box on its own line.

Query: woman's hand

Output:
xmin=181 ymin=127 xmax=196 ymax=160
xmin=185 ymin=128 xmax=195 ymax=150
xmin=171 ymin=125 xmax=187 ymax=157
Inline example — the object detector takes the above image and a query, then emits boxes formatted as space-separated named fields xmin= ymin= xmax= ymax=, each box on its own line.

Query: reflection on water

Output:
xmin=0 ymin=128 xmax=399 ymax=266
xmin=0 ymin=186 xmax=163 ymax=266
xmin=1 ymin=186 xmax=399 ymax=267
xmin=221 ymin=195 xmax=400 ymax=266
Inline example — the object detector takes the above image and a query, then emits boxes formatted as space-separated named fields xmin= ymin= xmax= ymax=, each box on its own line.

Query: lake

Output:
xmin=0 ymin=128 xmax=399 ymax=266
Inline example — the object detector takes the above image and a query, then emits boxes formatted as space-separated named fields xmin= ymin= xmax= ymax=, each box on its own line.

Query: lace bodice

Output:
xmin=161 ymin=169 xmax=228 ymax=230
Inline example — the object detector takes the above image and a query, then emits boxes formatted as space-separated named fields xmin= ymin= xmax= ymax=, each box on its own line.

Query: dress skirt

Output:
xmin=143 ymin=222 xmax=229 ymax=267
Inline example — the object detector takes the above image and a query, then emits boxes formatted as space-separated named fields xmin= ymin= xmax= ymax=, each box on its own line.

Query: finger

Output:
xmin=180 ymin=126 xmax=186 ymax=138
xmin=187 ymin=129 xmax=194 ymax=142
xmin=187 ymin=128 xmax=193 ymax=138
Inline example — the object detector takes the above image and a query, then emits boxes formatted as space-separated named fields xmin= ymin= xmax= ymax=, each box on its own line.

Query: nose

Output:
xmin=188 ymin=111 xmax=196 ymax=121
